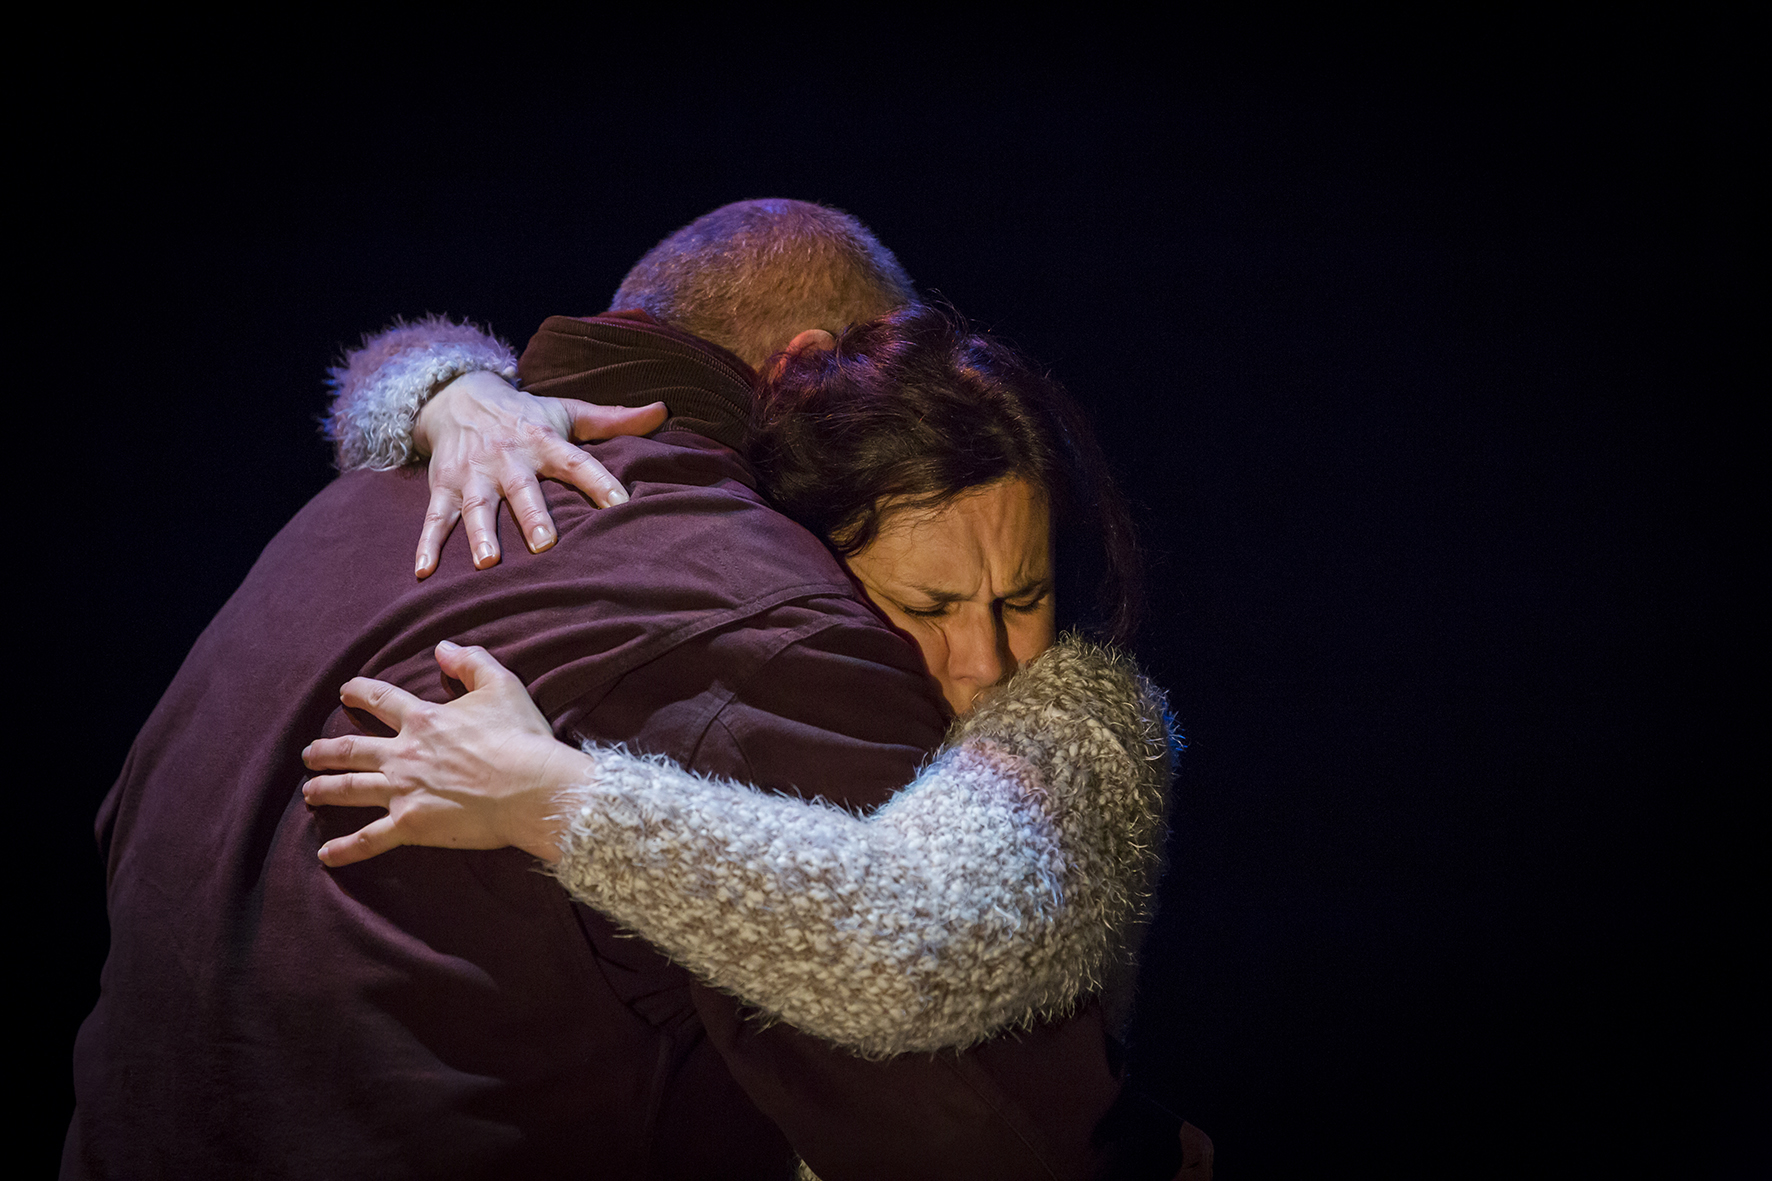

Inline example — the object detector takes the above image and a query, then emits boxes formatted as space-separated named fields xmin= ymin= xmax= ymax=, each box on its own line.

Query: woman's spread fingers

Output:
xmin=557 ymin=400 xmax=668 ymax=508
xmin=541 ymin=437 xmax=629 ymax=508
xmin=433 ymin=641 xmax=518 ymax=693
xmin=336 ymin=676 xmax=425 ymax=729
xmin=459 ymin=475 xmax=503 ymax=569
xmin=567 ymin=399 xmax=668 ymax=442
xmin=415 ymin=485 xmax=463 ymax=580
xmin=301 ymin=734 xmax=389 ymax=773
xmin=317 ymin=814 xmax=405 ymax=867
xmin=301 ymin=771 xmax=393 ymax=808
xmin=499 ymin=468 xmax=558 ymax=553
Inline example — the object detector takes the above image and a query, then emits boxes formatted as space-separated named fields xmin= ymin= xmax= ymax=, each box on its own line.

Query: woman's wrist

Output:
xmin=322 ymin=316 xmax=519 ymax=471
xmin=508 ymin=740 xmax=601 ymax=864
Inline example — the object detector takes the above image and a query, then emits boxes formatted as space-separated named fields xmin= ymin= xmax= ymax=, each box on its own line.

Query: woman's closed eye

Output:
xmin=901 ymin=589 xmax=1049 ymax=621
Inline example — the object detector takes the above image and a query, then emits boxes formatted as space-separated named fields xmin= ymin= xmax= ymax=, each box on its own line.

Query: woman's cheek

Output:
xmin=1013 ymin=606 xmax=1058 ymax=664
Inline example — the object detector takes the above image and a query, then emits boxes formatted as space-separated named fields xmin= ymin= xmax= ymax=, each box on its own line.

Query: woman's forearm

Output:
xmin=551 ymin=635 xmax=1175 ymax=1058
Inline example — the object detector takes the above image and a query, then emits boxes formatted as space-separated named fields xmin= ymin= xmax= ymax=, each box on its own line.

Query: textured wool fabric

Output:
xmin=322 ymin=315 xmax=520 ymax=470
xmin=554 ymin=635 xmax=1176 ymax=1058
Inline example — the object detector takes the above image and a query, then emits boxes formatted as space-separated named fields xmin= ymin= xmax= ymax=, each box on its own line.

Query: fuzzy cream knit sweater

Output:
xmin=554 ymin=636 xmax=1174 ymax=1058
xmin=324 ymin=318 xmax=1178 ymax=1056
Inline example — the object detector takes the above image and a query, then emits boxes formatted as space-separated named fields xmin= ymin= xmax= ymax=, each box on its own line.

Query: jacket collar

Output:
xmin=516 ymin=310 xmax=758 ymax=453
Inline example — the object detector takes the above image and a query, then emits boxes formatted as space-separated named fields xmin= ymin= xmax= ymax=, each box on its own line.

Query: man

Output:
xmin=67 ymin=200 xmax=1198 ymax=1179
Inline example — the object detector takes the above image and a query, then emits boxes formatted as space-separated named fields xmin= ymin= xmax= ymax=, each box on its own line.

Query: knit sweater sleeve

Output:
xmin=550 ymin=635 xmax=1177 ymax=1058
xmin=321 ymin=315 xmax=519 ymax=470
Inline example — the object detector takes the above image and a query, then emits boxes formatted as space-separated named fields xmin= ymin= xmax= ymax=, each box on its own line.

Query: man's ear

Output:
xmin=785 ymin=328 xmax=836 ymax=355
xmin=765 ymin=329 xmax=837 ymax=380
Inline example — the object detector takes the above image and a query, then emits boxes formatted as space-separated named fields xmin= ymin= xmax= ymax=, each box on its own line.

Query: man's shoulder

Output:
xmin=249 ymin=436 xmax=943 ymax=789
xmin=295 ymin=429 xmax=844 ymax=611
xmin=508 ymin=435 xmax=893 ymax=719
xmin=541 ymin=432 xmax=855 ymax=603
xmin=679 ymin=595 xmax=949 ymax=807
xmin=524 ymin=432 xmax=949 ymax=800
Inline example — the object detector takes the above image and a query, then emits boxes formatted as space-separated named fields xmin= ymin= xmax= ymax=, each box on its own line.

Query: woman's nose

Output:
xmin=947 ymin=611 xmax=1011 ymax=695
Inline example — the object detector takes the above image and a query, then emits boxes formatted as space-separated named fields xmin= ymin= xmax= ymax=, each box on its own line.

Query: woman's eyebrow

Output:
xmin=903 ymin=576 xmax=1051 ymax=605
xmin=904 ymin=585 xmax=967 ymax=605
xmin=1004 ymin=576 xmax=1053 ymax=601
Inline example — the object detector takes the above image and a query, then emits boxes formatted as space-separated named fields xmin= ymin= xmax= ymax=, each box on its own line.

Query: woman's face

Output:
xmin=845 ymin=477 xmax=1056 ymax=716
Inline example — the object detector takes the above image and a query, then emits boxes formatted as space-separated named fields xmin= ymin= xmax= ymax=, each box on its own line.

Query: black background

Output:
xmin=31 ymin=17 xmax=1757 ymax=1178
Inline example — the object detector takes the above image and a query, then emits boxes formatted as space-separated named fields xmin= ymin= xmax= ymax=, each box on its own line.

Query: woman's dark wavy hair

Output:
xmin=751 ymin=303 xmax=1144 ymax=647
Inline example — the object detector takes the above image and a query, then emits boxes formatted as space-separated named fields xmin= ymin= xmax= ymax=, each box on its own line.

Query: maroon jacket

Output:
xmin=66 ymin=314 xmax=1131 ymax=1180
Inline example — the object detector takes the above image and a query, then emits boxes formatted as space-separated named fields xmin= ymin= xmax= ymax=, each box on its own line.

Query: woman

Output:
xmin=304 ymin=305 xmax=1176 ymax=1059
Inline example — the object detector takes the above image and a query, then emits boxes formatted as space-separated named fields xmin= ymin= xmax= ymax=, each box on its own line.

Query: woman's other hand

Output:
xmin=413 ymin=371 xmax=667 ymax=578
xmin=301 ymin=641 xmax=593 ymax=866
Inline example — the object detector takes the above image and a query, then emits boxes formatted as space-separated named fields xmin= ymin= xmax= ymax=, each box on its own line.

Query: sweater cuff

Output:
xmin=321 ymin=314 xmax=519 ymax=470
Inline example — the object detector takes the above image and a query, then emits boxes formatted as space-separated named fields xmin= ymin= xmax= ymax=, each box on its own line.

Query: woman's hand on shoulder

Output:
xmin=413 ymin=372 xmax=667 ymax=578
xmin=301 ymin=641 xmax=593 ymax=866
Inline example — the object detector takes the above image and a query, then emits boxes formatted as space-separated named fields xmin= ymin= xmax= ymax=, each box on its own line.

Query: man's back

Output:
xmin=67 ymin=320 xmax=948 ymax=1178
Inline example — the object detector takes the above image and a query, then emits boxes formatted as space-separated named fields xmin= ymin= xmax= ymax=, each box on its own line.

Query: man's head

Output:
xmin=609 ymin=199 xmax=916 ymax=368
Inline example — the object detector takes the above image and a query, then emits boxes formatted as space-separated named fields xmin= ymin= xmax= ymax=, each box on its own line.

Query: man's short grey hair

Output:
xmin=610 ymin=199 xmax=917 ymax=368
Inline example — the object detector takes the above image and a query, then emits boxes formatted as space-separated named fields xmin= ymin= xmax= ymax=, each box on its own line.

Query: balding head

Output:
xmin=609 ymin=199 xmax=916 ymax=368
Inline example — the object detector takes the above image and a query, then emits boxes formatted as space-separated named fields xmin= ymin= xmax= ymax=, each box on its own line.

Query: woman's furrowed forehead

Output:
xmin=857 ymin=478 xmax=1052 ymax=599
